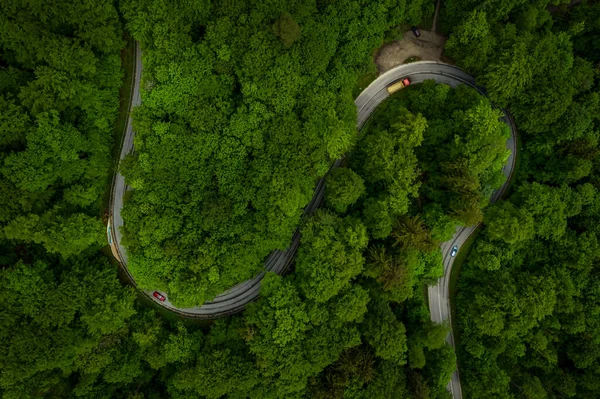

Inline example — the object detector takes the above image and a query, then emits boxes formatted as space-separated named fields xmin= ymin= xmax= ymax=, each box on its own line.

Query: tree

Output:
xmin=0 ymin=256 xmax=137 ymax=397
xmin=362 ymin=197 xmax=395 ymax=239
xmin=352 ymin=106 xmax=427 ymax=238
xmin=0 ymin=0 xmax=122 ymax=260
xmin=361 ymin=297 xmax=408 ymax=366
xmin=366 ymin=245 xmax=416 ymax=302
xmin=4 ymin=210 xmax=104 ymax=258
xmin=272 ymin=12 xmax=302 ymax=48
xmin=296 ymin=210 xmax=368 ymax=303
xmin=325 ymin=167 xmax=366 ymax=214
xmin=392 ymin=215 xmax=438 ymax=252
xmin=445 ymin=10 xmax=496 ymax=72
xmin=517 ymin=182 xmax=571 ymax=240
xmin=483 ymin=201 xmax=535 ymax=244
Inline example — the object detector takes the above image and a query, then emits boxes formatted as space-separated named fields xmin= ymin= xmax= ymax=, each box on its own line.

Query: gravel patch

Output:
xmin=376 ymin=30 xmax=447 ymax=73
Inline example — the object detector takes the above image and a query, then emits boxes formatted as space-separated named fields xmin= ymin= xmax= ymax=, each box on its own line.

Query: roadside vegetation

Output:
xmin=0 ymin=0 xmax=599 ymax=398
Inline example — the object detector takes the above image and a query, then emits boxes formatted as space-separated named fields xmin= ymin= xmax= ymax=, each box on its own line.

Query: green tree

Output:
xmin=392 ymin=215 xmax=438 ymax=252
xmin=272 ymin=12 xmax=302 ymax=48
xmin=325 ymin=167 xmax=366 ymax=214
xmin=483 ymin=201 xmax=535 ymax=244
xmin=361 ymin=297 xmax=408 ymax=366
xmin=296 ymin=210 xmax=368 ymax=302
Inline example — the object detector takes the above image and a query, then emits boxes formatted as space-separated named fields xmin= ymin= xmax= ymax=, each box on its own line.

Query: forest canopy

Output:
xmin=1 ymin=0 xmax=599 ymax=398
xmin=441 ymin=0 xmax=600 ymax=397
xmin=118 ymin=0 xmax=432 ymax=306
xmin=0 ymin=0 xmax=123 ymax=257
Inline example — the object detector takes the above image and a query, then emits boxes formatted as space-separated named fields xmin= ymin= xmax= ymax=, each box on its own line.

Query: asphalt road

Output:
xmin=108 ymin=54 xmax=517 ymax=398
xmin=359 ymin=63 xmax=517 ymax=398
xmin=108 ymin=42 xmax=141 ymax=272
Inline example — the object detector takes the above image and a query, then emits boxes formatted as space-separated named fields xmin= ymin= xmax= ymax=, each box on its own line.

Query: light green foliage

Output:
xmin=4 ymin=210 xmax=104 ymax=258
xmin=361 ymin=297 xmax=408 ymax=366
xmin=408 ymin=318 xmax=450 ymax=370
xmin=483 ymin=201 xmax=534 ymax=244
xmin=362 ymin=197 xmax=395 ymax=239
xmin=3 ymin=111 xmax=86 ymax=192
xmin=422 ymin=344 xmax=457 ymax=396
xmin=246 ymin=273 xmax=310 ymax=348
xmin=325 ymin=167 xmax=366 ymax=214
xmin=356 ymin=107 xmax=426 ymax=198
xmin=118 ymin=0 xmax=418 ymax=306
xmin=422 ymin=203 xmax=456 ymax=242
xmin=352 ymin=106 xmax=427 ymax=238
xmin=0 ymin=0 xmax=122 ymax=255
xmin=418 ymin=250 xmax=444 ymax=283
xmin=296 ymin=210 xmax=368 ymax=302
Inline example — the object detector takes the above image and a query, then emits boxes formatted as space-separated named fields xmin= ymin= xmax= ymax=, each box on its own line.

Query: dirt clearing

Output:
xmin=375 ymin=30 xmax=447 ymax=74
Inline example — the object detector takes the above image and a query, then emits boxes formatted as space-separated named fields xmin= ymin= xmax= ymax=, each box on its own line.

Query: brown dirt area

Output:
xmin=375 ymin=30 xmax=448 ymax=74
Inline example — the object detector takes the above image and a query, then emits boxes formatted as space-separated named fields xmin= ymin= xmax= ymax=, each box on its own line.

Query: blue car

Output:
xmin=450 ymin=245 xmax=458 ymax=257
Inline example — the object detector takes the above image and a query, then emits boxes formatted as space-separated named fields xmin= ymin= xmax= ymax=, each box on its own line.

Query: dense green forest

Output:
xmin=1 ymin=0 xmax=600 ymax=398
xmin=443 ymin=0 xmax=600 ymax=397
xmin=0 ymin=0 xmax=122 ymax=256
xmin=118 ymin=0 xmax=433 ymax=306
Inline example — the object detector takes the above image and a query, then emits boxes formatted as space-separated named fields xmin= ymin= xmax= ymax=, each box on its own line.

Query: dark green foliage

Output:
xmin=444 ymin=1 xmax=600 ymax=395
xmin=0 ymin=253 xmax=136 ymax=397
xmin=457 ymin=180 xmax=600 ymax=397
xmin=366 ymin=245 xmax=416 ymax=300
xmin=272 ymin=12 xmax=302 ymax=48
xmin=351 ymin=106 xmax=427 ymax=238
xmin=242 ymin=273 xmax=368 ymax=398
xmin=356 ymin=82 xmax=509 ymax=236
xmin=443 ymin=0 xmax=595 ymax=138
xmin=361 ymin=296 xmax=408 ymax=365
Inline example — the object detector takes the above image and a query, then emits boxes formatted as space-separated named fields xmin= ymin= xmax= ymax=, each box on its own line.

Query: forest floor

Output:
xmin=375 ymin=29 xmax=447 ymax=73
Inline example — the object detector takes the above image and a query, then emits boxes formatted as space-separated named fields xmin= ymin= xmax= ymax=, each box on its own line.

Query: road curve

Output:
xmin=108 ymin=52 xmax=517 ymax=399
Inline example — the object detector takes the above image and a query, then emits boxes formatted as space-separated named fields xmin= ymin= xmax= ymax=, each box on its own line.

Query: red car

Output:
xmin=153 ymin=291 xmax=166 ymax=302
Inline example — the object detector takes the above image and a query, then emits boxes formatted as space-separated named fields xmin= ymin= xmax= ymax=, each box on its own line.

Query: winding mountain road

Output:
xmin=108 ymin=50 xmax=517 ymax=397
